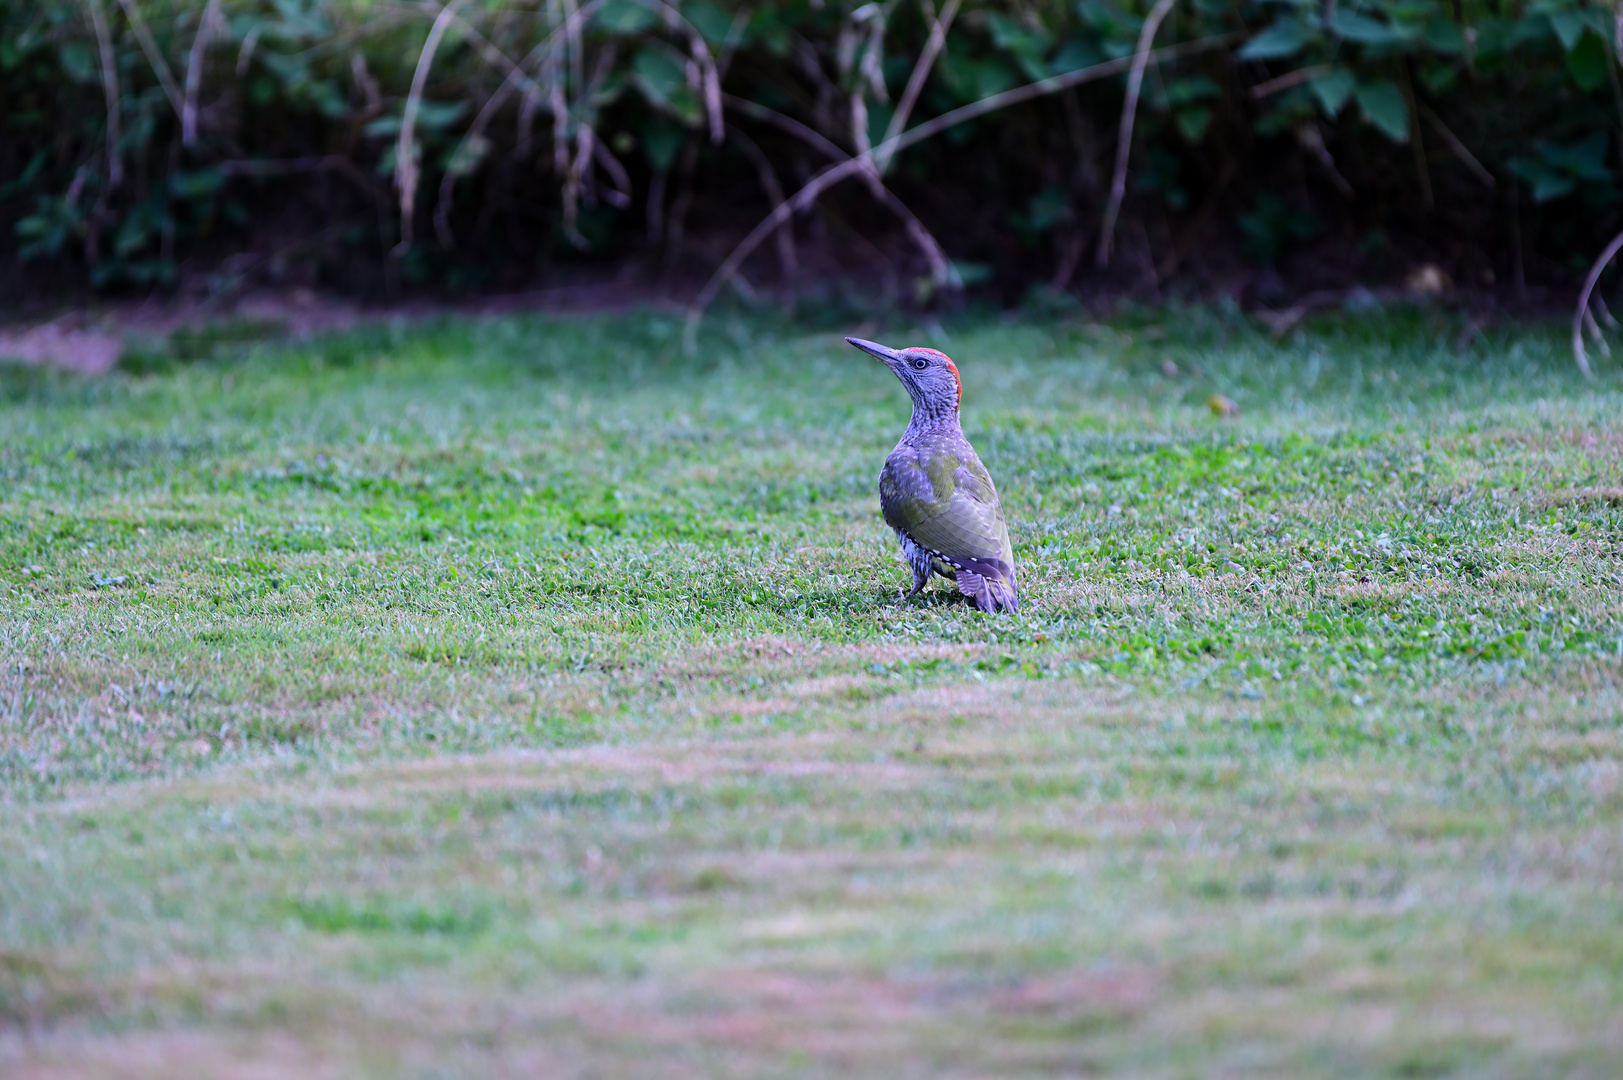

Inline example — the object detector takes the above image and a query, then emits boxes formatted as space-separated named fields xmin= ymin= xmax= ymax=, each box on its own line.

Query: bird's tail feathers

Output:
xmin=954 ymin=559 xmax=1019 ymax=614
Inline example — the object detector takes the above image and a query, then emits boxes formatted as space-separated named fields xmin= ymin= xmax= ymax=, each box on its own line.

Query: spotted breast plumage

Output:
xmin=846 ymin=336 xmax=1018 ymax=613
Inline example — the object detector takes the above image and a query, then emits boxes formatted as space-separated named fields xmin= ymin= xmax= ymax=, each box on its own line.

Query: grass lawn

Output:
xmin=2 ymin=305 xmax=1621 ymax=1078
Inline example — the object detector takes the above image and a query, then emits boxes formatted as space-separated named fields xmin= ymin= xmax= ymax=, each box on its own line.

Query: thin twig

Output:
xmin=1297 ymin=124 xmax=1352 ymax=196
xmin=727 ymin=93 xmax=952 ymax=290
xmin=593 ymin=139 xmax=633 ymax=208
xmin=1594 ymin=290 xmax=1618 ymax=329
xmin=1574 ymin=227 xmax=1623 ymax=377
xmin=115 ymin=0 xmax=185 ymax=120
xmin=396 ymin=0 xmax=470 ymax=254
xmin=182 ymin=0 xmax=223 ymax=148
xmin=1417 ymin=104 xmax=1494 ymax=188
xmin=433 ymin=7 xmax=590 ymax=247
xmin=846 ymin=74 xmax=952 ymax=290
xmin=236 ymin=22 xmax=264 ymax=76
xmin=1585 ymin=306 xmax=1613 ymax=358
xmin=877 ymin=0 xmax=961 ymax=173
xmin=448 ymin=9 xmax=552 ymax=99
xmin=1097 ymin=0 xmax=1177 ymax=269
xmin=686 ymin=34 xmax=1235 ymax=350
xmin=563 ymin=0 xmax=585 ymax=102
xmin=690 ymin=33 xmax=725 ymax=144
xmin=727 ymin=125 xmax=797 ymax=294
xmin=85 ymin=0 xmax=122 ymax=191
xmin=1249 ymin=64 xmax=1331 ymax=100
xmin=1401 ymin=62 xmax=1431 ymax=206
xmin=722 ymin=93 xmax=848 ymax=161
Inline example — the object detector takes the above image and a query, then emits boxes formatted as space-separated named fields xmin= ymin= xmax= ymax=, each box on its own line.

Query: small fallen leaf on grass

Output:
xmin=91 ymin=574 xmax=128 ymax=588
xmin=1207 ymin=394 xmax=1239 ymax=417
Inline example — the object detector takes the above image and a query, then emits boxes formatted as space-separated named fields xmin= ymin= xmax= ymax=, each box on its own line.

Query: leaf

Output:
xmin=1538 ymin=131 xmax=1611 ymax=182
xmin=1176 ymin=106 xmax=1212 ymax=142
xmin=1331 ymin=11 xmax=1414 ymax=47
xmin=1355 ymin=79 xmax=1409 ymax=142
xmin=1240 ymin=18 xmax=1315 ymax=60
xmin=1509 ymin=154 xmax=1575 ymax=203
xmin=987 ymin=12 xmax=1054 ymax=80
xmin=1310 ymin=69 xmax=1357 ymax=118
xmin=640 ymin=116 xmax=685 ymax=171
xmin=1421 ymin=17 xmax=1466 ymax=55
xmin=950 ymin=261 xmax=993 ymax=286
xmin=1166 ymin=75 xmax=1220 ymax=105
xmin=1075 ymin=0 xmax=1139 ymax=47
xmin=1566 ymin=30 xmax=1608 ymax=91
xmin=414 ymin=101 xmax=468 ymax=131
xmin=444 ymin=134 xmax=490 ymax=178
xmin=1048 ymin=38 xmax=1106 ymax=76
xmin=0 ymin=149 xmax=47 ymax=201
xmin=683 ymin=0 xmax=737 ymax=47
xmin=1419 ymin=61 xmax=1459 ymax=93
xmin=593 ymin=0 xmax=656 ymax=34
xmin=631 ymin=47 xmax=701 ymax=125
xmin=58 ymin=42 xmax=95 ymax=84
xmin=168 ymin=170 xmax=225 ymax=199
xmin=1026 ymin=186 xmax=1073 ymax=232
xmin=1546 ymin=11 xmax=1587 ymax=51
xmin=752 ymin=11 xmax=791 ymax=56
xmin=1531 ymin=173 xmax=1577 ymax=202
xmin=939 ymin=47 xmax=1019 ymax=104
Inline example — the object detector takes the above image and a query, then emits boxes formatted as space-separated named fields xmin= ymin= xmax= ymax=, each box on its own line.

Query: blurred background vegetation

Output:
xmin=1 ymin=0 xmax=1619 ymax=310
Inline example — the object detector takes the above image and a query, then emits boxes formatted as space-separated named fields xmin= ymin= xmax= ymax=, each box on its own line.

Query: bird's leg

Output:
xmin=895 ymin=533 xmax=934 ymax=602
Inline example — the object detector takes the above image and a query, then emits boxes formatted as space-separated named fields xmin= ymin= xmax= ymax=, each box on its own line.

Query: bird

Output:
xmin=846 ymin=336 xmax=1019 ymax=613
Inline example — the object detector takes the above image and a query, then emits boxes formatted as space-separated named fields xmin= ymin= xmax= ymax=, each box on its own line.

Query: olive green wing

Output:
xmin=879 ymin=447 xmax=1014 ymax=580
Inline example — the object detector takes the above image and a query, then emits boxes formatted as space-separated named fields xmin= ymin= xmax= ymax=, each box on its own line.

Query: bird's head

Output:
xmin=845 ymin=337 xmax=961 ymax=418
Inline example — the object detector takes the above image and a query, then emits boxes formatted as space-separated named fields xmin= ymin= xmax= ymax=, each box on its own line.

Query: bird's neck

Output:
xmin=904 ymin=397 xmax=961 ymax=439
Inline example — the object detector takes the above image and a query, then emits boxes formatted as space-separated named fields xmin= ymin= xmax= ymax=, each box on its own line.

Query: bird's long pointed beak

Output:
xmin=845 ymin=336 xmax=900 ymax=363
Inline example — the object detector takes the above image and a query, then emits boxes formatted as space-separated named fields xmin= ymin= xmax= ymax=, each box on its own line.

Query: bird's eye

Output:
xmin=911 ymin=358 xmax=929 ymax=370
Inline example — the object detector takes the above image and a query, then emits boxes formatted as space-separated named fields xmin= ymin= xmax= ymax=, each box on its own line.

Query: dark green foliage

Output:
xmin=0 ymin=0 xmax=1619 ymax=299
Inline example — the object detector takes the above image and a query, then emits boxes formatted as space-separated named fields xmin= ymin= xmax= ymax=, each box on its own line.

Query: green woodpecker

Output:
xmin=846 ymin=337 xmax=1019 ymax=613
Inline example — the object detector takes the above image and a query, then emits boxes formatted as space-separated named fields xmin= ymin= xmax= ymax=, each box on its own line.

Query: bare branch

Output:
xmin=183 ymin=0 xmax=223 ymax=148
xmin=434 ymin=1 xmax=609 ymax=246
xmin=728 ymin=125 xmax=797 ymax=294
xmin=1097 ymin=0 xmax=1177 ymax=269
xmin=563 ymin=0 xmax=585 ymax=102
xmin=878 ymin=0 xmax=961 ymax=173
xmin=722 ymin=93 xmax=846 ymax=160
xmin=1418 ymin=104 xmax=1494 ymax=188
xmin=396 ymin=0 xmax=471 ymax=254
xmin=1594 ymin=290 xmax=1618 ymax=329
xmin=1249 ymin=64 xmax=1330 ymax=100
xmin=1574 ymin=227 xmax=1623 ymax=377
xmin=730 ymin=92 xmax=953 ymax=291
xmin=85 ymin=0 xmax=122 ymax=191
xmin=1297 ymin=124 xmax=1352 ymax=197
xmin=689 ymin=34 xmax=725 ymax=144
xmin=236 ymin=21 xmax=264 ymax=76
xmin=1585 ymin=305 xmax=1612 ymax=358
xmin=686 ymin=34 xmax=1235 ymax=350
xmin=593 ymin=139 xmax=634 ymax=208
xmin=115 ymin=0 xmax=185 ymax=121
